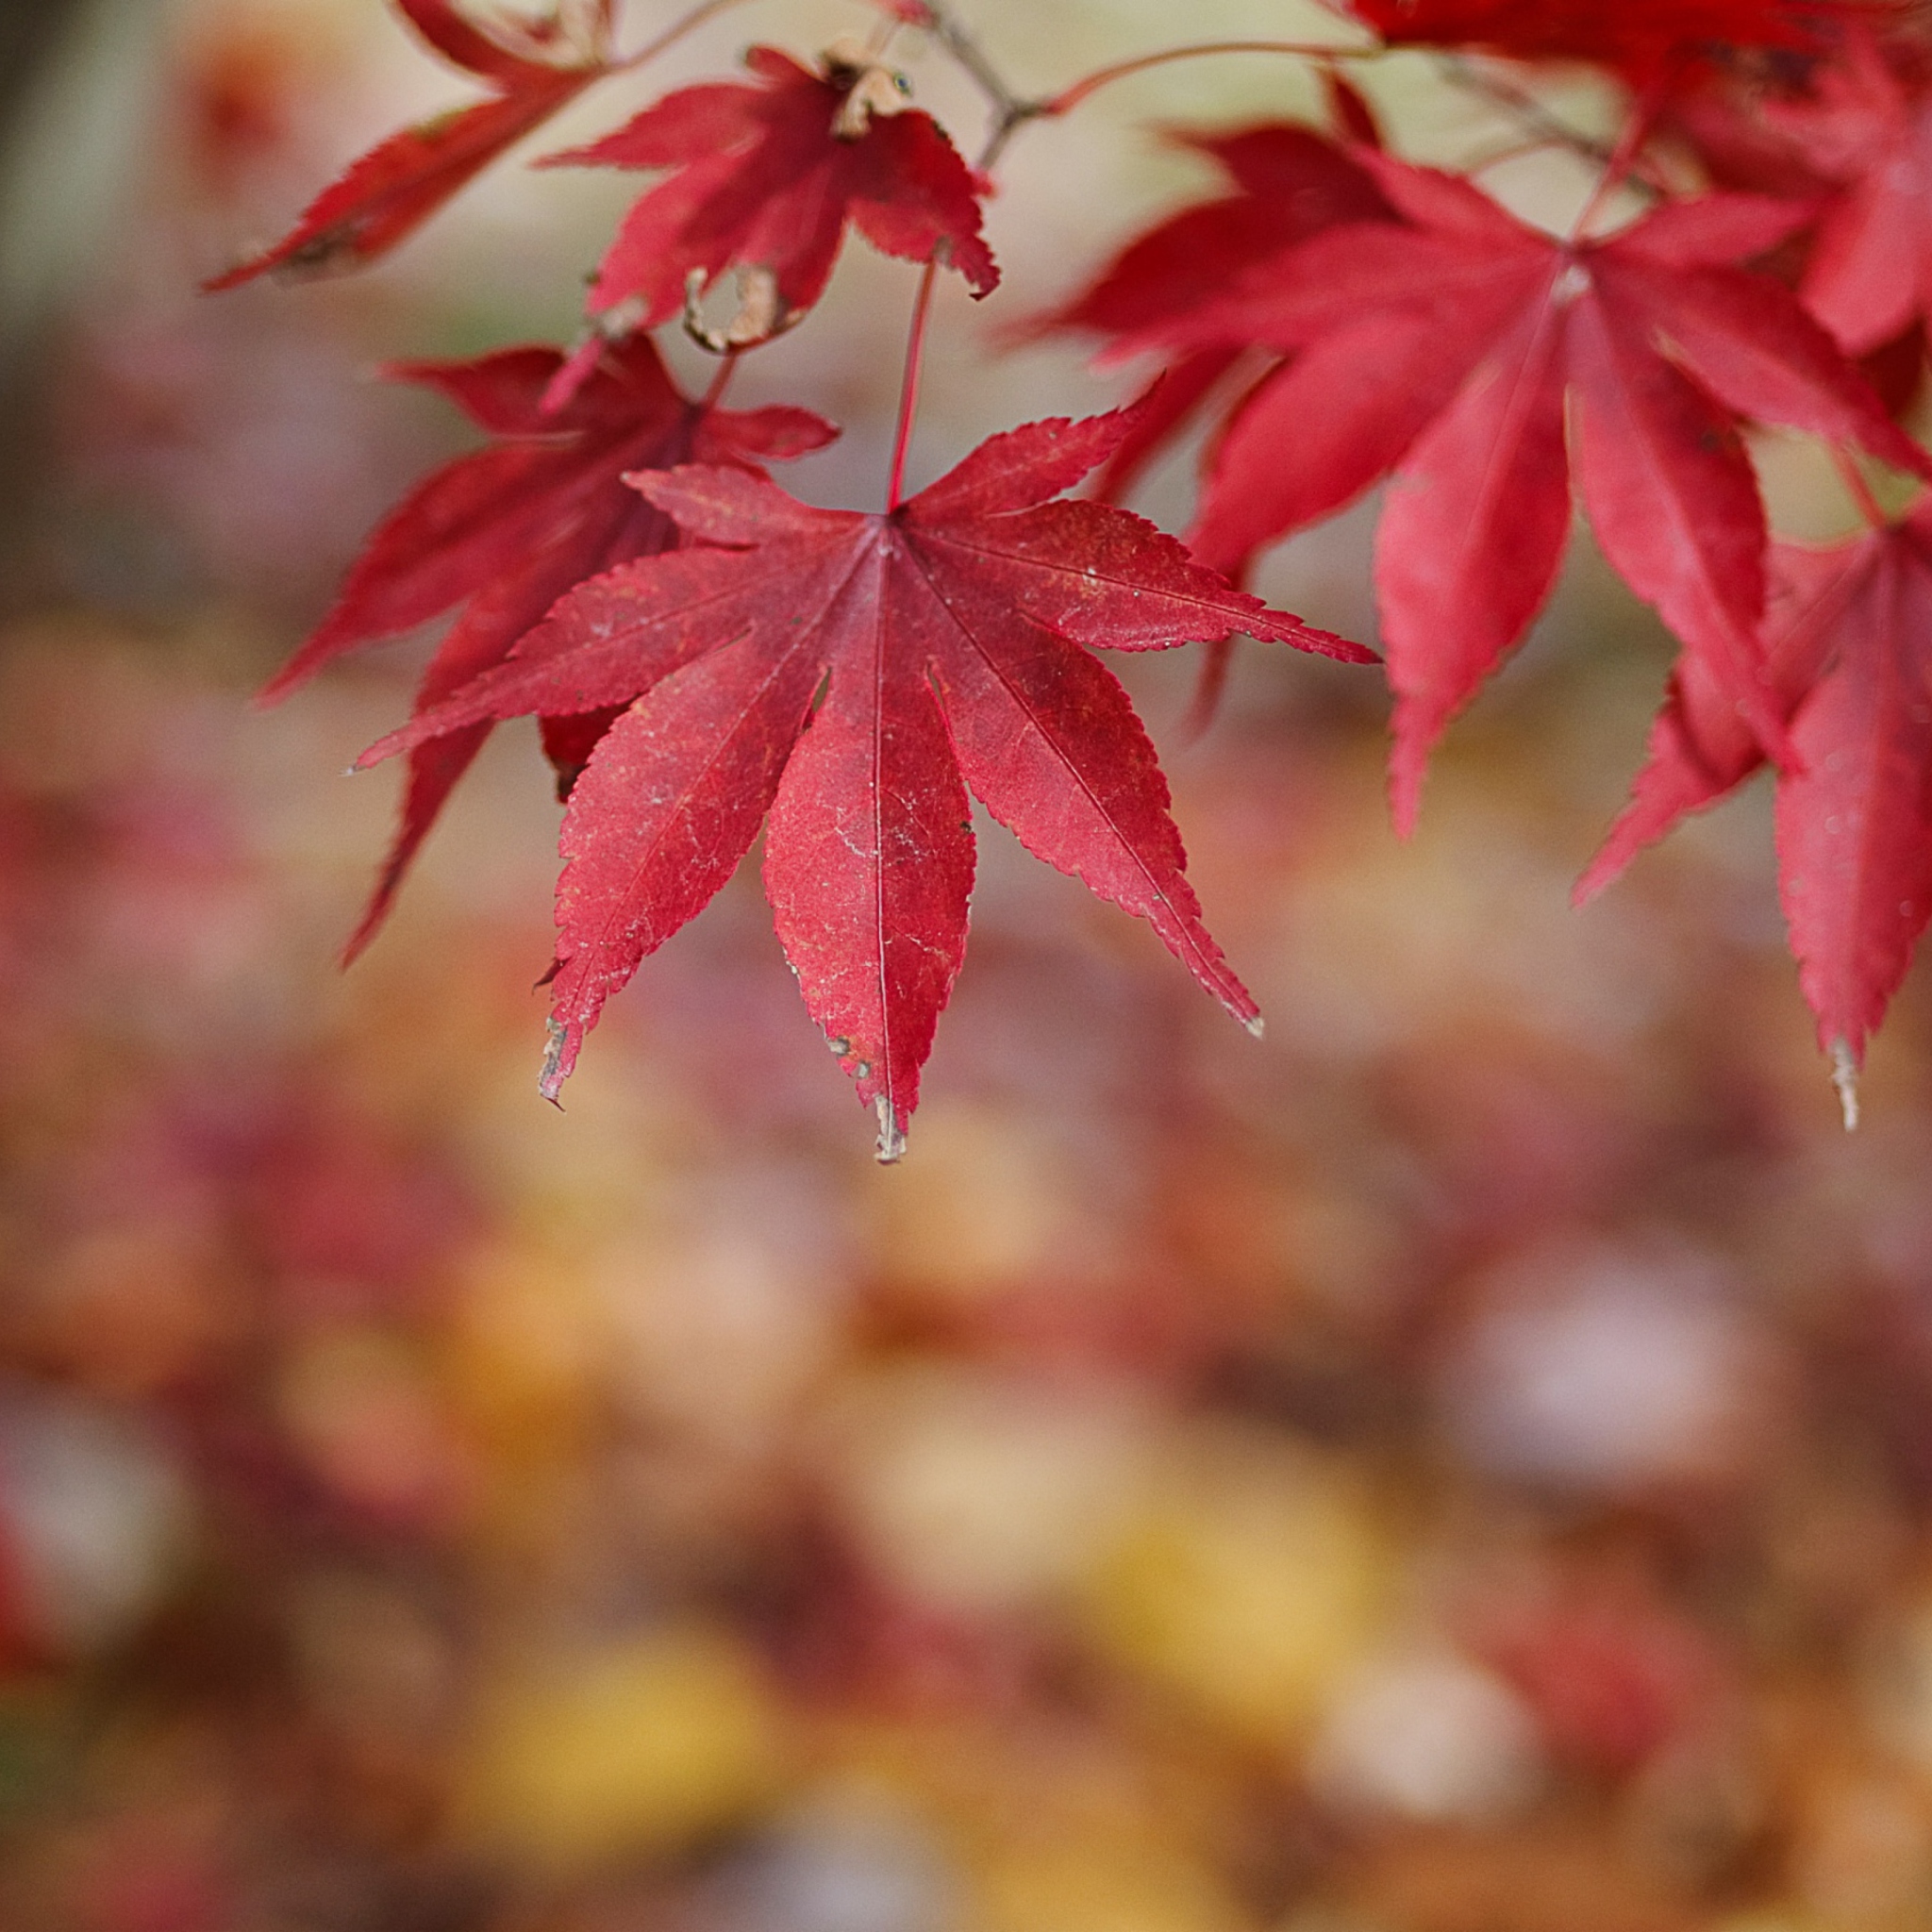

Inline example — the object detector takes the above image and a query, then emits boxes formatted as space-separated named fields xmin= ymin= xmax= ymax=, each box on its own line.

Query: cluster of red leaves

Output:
xmin=215 ymin=0 xmax=1932 ymax=1144
xmin=1057 ymin=8 xmax=1932 ymax=1104
xmin=1074 ymin=143 xmax=1925 ymax=825
xmin=218 ymin=0 xmax=1355 ymax=1157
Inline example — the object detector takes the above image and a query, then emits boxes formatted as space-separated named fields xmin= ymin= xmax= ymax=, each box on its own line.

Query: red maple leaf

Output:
xmin=1776 ymin=27 xmax=1932 ymax=354
xmin=1778 ymin=517 xmax=1932 ymax=1089
xmin=1337 ymin=0 xmax=1844 ymax=80
xmin=1581 ymin=507 xmax=1932 ymax=1093
xmin=1135 ymin=152 xmax=1928 ymax=826
xmin=356 ymin=408 xmax=1370 ymax=1158
xmin=544 ymin=42 xmax=998 ymax=335
xmin=1042 ymin=122 xmax=1396 ymax=505
xmin=263 ymin=336 xmax=835 ymax=960
xmin=205 ymin=0 xmax=614 ymax=290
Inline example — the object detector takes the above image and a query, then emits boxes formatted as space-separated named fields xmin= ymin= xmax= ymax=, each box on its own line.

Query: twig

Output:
xmin=915 ymin=0 xmax=1028 ymax=121
xmin=1433 ymin=54 xmax=1614 ymax=164
xmin=1041 ymin=38 xmax=1380 ymax=117
xmin=613 ymin=0 xmax=757 ymax=72
xmin=914 ymin=7 xmax=1383 ymax=176
xmin=909 ymin=0 xmax=1041 ymax=170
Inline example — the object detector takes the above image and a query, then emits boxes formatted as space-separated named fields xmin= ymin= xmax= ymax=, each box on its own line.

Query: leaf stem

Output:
xmin=1465 ymin=135 xmax=1574 ymax=179
xmin=1434 ymin=56 xmax=1613 ymax=164
xmin=1572 ymin=75 xmax=1670 ymax=236
xmin=887 ymin=259 xmax=941 ymax=511
xmin=702 ymin=350 xmax=740 ymax=410
xmin=914 ymin=7 xmax=1380 ymax=174
xmin=1832 ymin=445 xmax=1890 ymax=529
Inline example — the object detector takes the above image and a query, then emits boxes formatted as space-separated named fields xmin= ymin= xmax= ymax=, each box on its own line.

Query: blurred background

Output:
xmin=3 ymin=3 xmax=1932 ymax=1929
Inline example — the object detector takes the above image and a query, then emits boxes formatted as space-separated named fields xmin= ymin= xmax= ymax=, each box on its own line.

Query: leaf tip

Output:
xmin=1243 ymin=1012 xmax=1265 ymax=1041
xmin=1180 ymin=638 xmax=1236 ymax=741
xmin=874 ymin=1095 xmax=908 ymax=1164
xmin=1388 ymin=767 xmax=1424 ymax=841
xmin=540 ymin=1015 xmax=572 ymax=1105
xmin=1571 ymin=854 xmax=1616 ymax=909
xmin=1830 ymin=1036 xmax=1861 ymax=1132
xmin=1387 ymin=710 xmax=1433 ymax=839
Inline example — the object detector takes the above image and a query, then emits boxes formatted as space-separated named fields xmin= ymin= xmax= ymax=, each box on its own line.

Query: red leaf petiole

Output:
xmin=887 ymin=259 xmax=941 ymax=511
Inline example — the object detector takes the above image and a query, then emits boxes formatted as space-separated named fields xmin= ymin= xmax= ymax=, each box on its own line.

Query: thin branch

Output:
xmin=913 ymin=0 xmax=1029 ymax=122
xmin=1041 ymin=38 xmax=1380 ymax=118
xmin=909 ymin=0 xmax=1043 ymax=173
xmin=701 ymin=349 xmax=741 ymax=408
xmin=1464 ymin=135 xmax=1576 ymax=179
xmin=1571 ymin=73 xmax=1671 ymax=234
xmin=613 ymin=0 xmax=757 ymax=72
xmin=1433 ymin=54 xmax=1613 ymax=164
xmin=913 ymin=8 xmax=1384 ymax=176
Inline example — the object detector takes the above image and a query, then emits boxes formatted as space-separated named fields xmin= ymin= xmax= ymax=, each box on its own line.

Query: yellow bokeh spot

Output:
xmin=458 ymin=1625 xmax=787 ymax=1871
xmin=1082 ymin=1430 xmax=1395 ymax=1749
xmin=977 ymin=1841 xmax=1251 ymax=1932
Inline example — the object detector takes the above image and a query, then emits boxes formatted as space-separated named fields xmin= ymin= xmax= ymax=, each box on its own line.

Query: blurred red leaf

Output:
xmin=1583 ymin=504 xmax=1932 ymax=1080
xmin=1129 ymin=153 xmax=1924 ymax=827
xmin=204 ymin=0 xmax=616 ymax=289
xmin=1340 ymin=0 xmax=1844 ymax=80
xmin=1788 ymin=27 xmax=1932 ymax=353
xmin=1777 ymin=513 xmax=1932 ymax=1074
xmin=1474 ymin=1584 xmax=1719 ymax=1777
xmin=262 ymin=337 xmax=835 ymax=960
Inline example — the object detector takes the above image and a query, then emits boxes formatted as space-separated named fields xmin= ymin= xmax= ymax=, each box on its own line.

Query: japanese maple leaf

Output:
xmin=264 ymin=335 xmax=835 ymax=960
xmin=1777 ymin=27 xmax=1932 ymax=355
xmin=1579 ymin=508 xmax=1932 ymax=1104
xmin=1041 ymin=122 xmax=1396 ymax=506
xmin=1142 ymin=153 xmax=1928 ymax=827
xmin=543 ymin=42 xmax=998 ymax=336
xmin=357 ymin=408 xmax=1370 ymax=1158
xmin=1574 ymin=537 xmax=1848 ymax=899
xmin=1336 ymin=0 xmax=1845 ymax=80
xmin=205 ymin=0 xmax=613 ymax=290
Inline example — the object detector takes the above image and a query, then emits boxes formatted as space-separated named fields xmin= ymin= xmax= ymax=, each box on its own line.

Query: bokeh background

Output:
xmin=4 ymin=4 xmax=1932 ymax=1929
